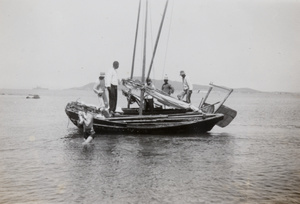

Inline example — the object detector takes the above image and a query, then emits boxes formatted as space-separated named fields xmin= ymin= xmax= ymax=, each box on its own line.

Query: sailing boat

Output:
xmin=65 ymin=0 xmax=237 ymax=134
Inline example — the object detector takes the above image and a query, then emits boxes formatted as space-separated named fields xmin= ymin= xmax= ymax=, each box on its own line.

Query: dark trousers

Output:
xmin=145 ymin=98 xmax=154 ymax=113
xmin=108 ymin=85 xmax=118 ymax=112
xmin=186 ymin=90 xmax=192 ymax=103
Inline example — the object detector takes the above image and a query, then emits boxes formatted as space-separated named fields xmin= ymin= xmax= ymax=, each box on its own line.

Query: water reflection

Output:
xmin=61 ymin=129 xmax=300 ymax=203
xmin=61 ymin=131 xmax=239 ymax=203
xmin=2 ymin=90 xmax=300 ymax=203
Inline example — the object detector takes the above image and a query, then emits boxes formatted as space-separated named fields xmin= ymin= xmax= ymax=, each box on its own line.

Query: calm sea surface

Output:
xmin=0 ymin=89 xmax=300 ymax=204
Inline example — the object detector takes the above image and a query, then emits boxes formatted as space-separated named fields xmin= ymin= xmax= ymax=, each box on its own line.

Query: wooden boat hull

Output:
xmin=65 ymin=102 xmax=224 ymax=135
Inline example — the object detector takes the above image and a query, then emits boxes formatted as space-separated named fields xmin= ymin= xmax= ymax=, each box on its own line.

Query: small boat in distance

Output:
xmin=26 ymin=94 xmax=40 ymax=99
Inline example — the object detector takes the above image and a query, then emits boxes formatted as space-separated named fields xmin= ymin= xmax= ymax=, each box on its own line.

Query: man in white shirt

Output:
xmin=105 ymin=61 xmax=119 ymax=114
xmin=177 ymin=70 xmax=193 ymax=103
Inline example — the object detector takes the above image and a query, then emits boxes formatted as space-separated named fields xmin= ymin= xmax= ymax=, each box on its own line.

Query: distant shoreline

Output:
xmin=1 ymin=85 xmax=299 ymax=95
xmin=67 ymin=79 xmax=299 ymax=95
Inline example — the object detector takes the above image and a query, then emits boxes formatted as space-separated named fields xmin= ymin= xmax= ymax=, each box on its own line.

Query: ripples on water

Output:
xmin=0 ymin=90 xmax=300 ymax=203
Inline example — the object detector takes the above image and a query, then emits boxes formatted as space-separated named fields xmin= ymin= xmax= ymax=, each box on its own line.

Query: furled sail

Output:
xmin=122 ymin=79 xmax=200 ymax=111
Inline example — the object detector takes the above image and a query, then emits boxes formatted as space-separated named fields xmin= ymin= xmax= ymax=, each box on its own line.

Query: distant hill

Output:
xmin=70 ymin=79 xmax=261 ymax=93
xmin=70 ymin=83 xmax=95 ymax=90
xmin=69 ymin=79 xmax=210 ymax=92
xmin=233 ymin=87 xmax=261 ymax=93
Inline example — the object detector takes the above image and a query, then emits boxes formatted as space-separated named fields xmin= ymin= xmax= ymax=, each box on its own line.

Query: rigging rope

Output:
xmin=162 ymin=0 xmax=174 ymax=79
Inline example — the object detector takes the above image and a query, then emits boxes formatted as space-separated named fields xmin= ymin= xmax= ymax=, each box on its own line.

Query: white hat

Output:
xmin=164 ymin=75 xmax=168 ymax=80
xmin=100 ymin=72 xmax=105 ymax=77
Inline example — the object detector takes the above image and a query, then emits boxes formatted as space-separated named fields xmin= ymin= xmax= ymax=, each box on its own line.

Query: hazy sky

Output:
xmin=0 ymin=0 xmax=299 ymax=92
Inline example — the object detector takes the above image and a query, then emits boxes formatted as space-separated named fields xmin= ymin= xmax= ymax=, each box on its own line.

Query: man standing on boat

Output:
xmin=78 ymin=106 xmax=95 ymax=144
xmin=161 ymin=75 xmax=174 ymax=95
xmin=177 ymin=70 xmax=193 ymax=103
xmin=105 ymin=61 xmax=119 ymax=115
xmin=93 ymin=72 xmax=109 ymax=110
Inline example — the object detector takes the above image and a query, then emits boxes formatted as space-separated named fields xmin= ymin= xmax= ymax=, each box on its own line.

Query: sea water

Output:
xmin=0 ymin=89 xmax=300 ymax=203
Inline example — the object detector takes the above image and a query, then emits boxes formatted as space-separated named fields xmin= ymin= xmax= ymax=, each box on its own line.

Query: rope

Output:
xmin=162 ymin=0 xmax=174 ymax=79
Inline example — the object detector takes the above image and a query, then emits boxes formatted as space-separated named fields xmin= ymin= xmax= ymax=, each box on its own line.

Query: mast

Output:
xmin=128 ymin=0 xmax=141 ymax=108
xmin=147 ymin=0 xmax=169 ymax=79
xmin=139 ymin=0 xmax=148 ymax=115
xmin=130 ymin=0 xmax=141 ymax=79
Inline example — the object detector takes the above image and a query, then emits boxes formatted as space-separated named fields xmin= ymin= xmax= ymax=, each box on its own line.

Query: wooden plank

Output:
xmin=107 ymin=114 xmax=169 ymax=121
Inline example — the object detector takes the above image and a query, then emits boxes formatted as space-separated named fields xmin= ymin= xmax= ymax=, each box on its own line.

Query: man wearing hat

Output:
xmin=161 ymin=75 xmax=174 ymax=95
xmin=105 ymin=61 xmax=119 ymax=114
xmin=177 ymin=70 xmax=193 ymax=103
xmin=93 ymin=72 xmax=109 ymax=110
